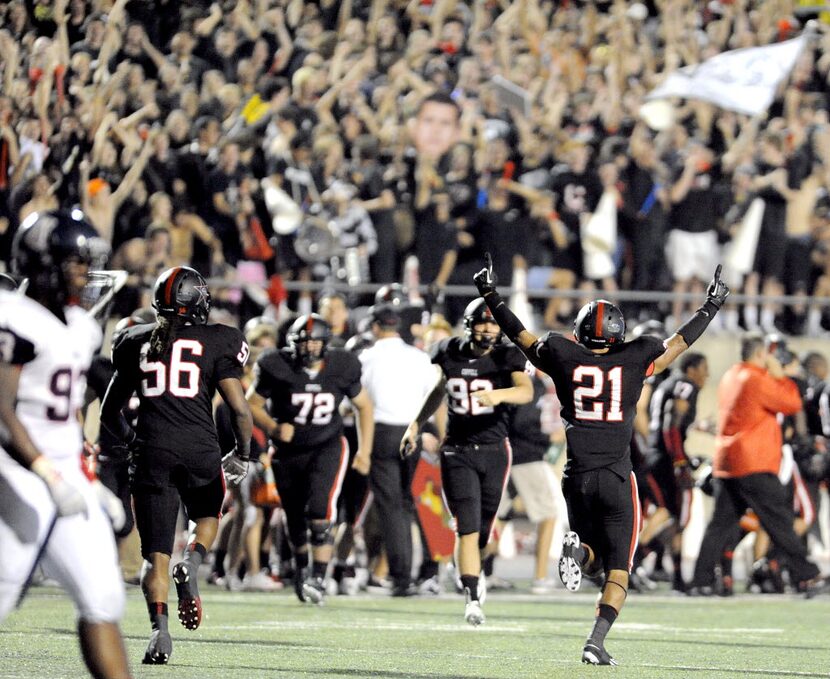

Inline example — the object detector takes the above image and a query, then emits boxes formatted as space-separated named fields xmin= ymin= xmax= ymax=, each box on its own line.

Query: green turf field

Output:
xmin=1 ymin=586 xmax=829 ymax=678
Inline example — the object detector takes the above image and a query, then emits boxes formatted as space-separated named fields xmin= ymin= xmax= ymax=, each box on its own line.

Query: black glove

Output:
xmin=706 ymin=264 xmax=730 ymax=309
xmin=473 ymin=252 xmax=498 ymax=297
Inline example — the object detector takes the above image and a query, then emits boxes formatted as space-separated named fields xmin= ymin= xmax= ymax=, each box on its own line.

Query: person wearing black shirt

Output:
xmin=401 ymin=299 xmax=533 ymax=626
xmin=474 ymin=256 xmax=729 ymax=665
xmin=645 ymin=353 xmax=708 ymax=592
xmin=247 ymin=314 xmax=374 ymax=606
xmin=101 ymin=267 xmax=252 ymax=665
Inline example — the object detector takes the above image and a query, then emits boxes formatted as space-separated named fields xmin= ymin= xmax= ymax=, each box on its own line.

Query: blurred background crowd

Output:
xmin=4 ymin=0 xmax=830 ymax=336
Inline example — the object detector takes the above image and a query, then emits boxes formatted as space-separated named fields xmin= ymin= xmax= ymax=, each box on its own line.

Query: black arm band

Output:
xmin=676 ymin=300 xmax=719 ymax=346
xmin=482 ymin=291 xmax=527 ymax=343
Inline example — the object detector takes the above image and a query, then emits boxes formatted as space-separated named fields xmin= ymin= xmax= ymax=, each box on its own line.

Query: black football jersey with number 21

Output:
xmin=430 ymin=337 xmax=528 ymax=446
xmin=112 ymin=323 xmax=249 ymax=457
xmin=530 ymin=333 xmax=665 ymax=476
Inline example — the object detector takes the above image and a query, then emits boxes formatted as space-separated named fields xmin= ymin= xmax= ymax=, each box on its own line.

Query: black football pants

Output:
xmin=692 ymin=473 xmax=819 ymax=588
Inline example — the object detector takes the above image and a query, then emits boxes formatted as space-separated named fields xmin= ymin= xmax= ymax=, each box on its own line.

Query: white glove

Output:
xmin=31 ymin=456 xmax=88 ymax=518
xmin=92 ymin=480 xmax=126 ymax=532
xmin=222 ymin=449 xmax=249 ymax=485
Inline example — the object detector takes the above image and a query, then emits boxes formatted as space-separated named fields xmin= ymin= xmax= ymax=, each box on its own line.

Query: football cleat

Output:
xmin=802 ymin=575 xmax=830 ymax=599
xmin=478 ymin=571 xmax=487 ymax=605
xmin=559 ymin=532 xmax=584 ymax=592
xmin=301 ymin=576 xmax=326 ymax=605
xmin=172 ymin=561 xmax=202 ymax=630
xmin=339 ymin=576 xmax=359 ymax=596
xmin=417 ymin=576 xmax=441 ymax=596
xmin=142 ymin=630 xmax=172 ymax=665
xmin=582 ymin=642 xmax=618 ymax=666
xmin=464 ymin=589 xmax=485 ymax=627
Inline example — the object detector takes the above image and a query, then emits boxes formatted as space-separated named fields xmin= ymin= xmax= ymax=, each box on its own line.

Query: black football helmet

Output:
xmin=573 ymin=299 xmax=625 ymax=350
xmin=12 ymin=208 xmax=109 ymax=311
xmin=374 ymin=283 xmax=408 ymax=307
xmin=287 ymin=313 xmax=332 ymax=367
xmin=630 ymin=319 xmax=667 ymax=342
xmin=0 ymin=272 xmax=17 ymax=291
xmin=152 ymin=266 xmax=211 ymax=324
xmin=463 ymin=298 xmax=501 ymax=350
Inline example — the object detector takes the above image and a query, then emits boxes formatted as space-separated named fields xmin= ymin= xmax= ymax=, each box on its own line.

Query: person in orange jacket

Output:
xmin=690 ymin=333 xmax=827 ymax=597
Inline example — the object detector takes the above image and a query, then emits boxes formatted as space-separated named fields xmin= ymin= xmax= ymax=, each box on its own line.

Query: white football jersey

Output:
xmin=0 ymin=291 xmax=102 ymax=464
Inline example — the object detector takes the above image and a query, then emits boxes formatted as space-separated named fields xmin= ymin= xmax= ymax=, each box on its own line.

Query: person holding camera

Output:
xmin=689 ymin=333 xmax=828 ymax=597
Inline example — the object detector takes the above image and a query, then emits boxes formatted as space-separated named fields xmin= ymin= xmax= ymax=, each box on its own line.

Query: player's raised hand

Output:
xmin=706 ymin=264 xmax=730 ymax=309
xmin=473 ymin=252 xmax=498 ymax=298
xmin=221 ymin=448 xmax=249 ymax=485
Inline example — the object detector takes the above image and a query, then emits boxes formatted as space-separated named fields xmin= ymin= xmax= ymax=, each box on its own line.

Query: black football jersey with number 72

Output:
xmin=430 ymin=337 xmax=529 ymax=446
xmin=112 ymin=322 xmax=249 ymax=457
xmin=252 ymin=347 xmax=362 ymax=452
xmin=529 ymin=333 xmax=665 ymax=476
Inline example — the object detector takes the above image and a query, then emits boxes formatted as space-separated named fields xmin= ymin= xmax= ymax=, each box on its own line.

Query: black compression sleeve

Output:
xmin=482 ymin=292 xmax=527 ymax=343
xmin=676 ymin=300 xmax=720 ymax=346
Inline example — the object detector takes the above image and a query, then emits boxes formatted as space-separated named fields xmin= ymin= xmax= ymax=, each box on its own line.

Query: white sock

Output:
xmin=744 ymin=305 xmax=759 ymax=330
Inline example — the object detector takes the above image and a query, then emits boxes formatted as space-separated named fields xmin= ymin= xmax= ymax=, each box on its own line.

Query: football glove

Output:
xmin=473 ymin=252 xmax=498 ymax=297
xmin=31 ymin=456 xmax=88 ymax=518
xmin=92 ymin=480 xmax=126 ymax=531
xmin=706 ymin=264 xmax=730 ymax=309
xmin=222 ymin=448 xmax=249 ymax=485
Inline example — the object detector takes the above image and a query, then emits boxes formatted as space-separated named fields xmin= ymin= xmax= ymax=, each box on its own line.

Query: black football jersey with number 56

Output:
xmin=112 ymin=322 xmax=249 ymax=456
xmin=530 ymin=333 xmax=665 ymax=476
xmin=252 ymin=347 xmax=362 ymax=452
xmin=430 ymin=337 xmax=528 ymax=445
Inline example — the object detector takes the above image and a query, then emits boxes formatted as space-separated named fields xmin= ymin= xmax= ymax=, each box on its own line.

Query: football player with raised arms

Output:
xmin=247 ymin=314 xmax=374 ymax=605
xmin=473 ymin=253 xmax=728 ymax=665
xmin=101 ymin=266 xmax=252 ymax=665
xmin=0 ymin=210 xmax=133 ymax=678
xmin=401 ymin=298 xmax=533 ymax=626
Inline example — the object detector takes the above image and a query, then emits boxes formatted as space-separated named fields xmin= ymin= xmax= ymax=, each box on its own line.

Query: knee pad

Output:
xmin=310 ymin=521 xmax=334 ymax=548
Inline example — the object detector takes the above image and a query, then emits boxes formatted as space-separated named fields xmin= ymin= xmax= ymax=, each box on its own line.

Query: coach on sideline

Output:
xmin=690 ymin=333 xmax=827 ymax=596
xmin=358 ymin=304 xmax=435 ymax=597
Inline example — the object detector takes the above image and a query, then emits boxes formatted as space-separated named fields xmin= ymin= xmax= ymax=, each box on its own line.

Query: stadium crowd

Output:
xmin=2 ymin=0 xmax=830 ymax=333
xmin=3 ymin=0 xmax=830 ymax=673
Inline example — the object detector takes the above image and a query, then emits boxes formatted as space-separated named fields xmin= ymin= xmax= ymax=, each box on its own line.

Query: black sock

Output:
xmin=460 ymin=574 xmax=479 ymax=601
xmin=148 ymin=602 xmax=169 ymax=633
xmin=672 ymin=552 xmax=683 ymax=578
xmin=332 ymin=563 xmax=345 ymax=582
xmin=418 ymin=559 xmax=439 ymax=581
xmin=260 ymin=550 xmax=270 ymax=572
xmin=213 ymin=549 xmax=227 ymax=577
xmin=186 ymin=542 xmax=207 ymax=571
xmin=295 ymin=551 xmax=309 ymax=572
xmin=720 ymin=550 xmax=734 ymax=578
xmin=312 ymin=560 xmax=328 ymax=580
xmin=482 ymin=554 xmax=495 ymax=577
xmin=588 ymin=604 xmax=617 ymax=646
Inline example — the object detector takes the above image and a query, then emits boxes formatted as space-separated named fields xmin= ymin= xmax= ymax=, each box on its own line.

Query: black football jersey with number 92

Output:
xmin=530 ymin=333 xmax=665 ymax=476
xmin=430 ymin=337 xmax=529 ymax=446
xmin=253 ymin=347 xmax=362 ymax=452
xmin=112 ymin=322 xmax=249 ymax=456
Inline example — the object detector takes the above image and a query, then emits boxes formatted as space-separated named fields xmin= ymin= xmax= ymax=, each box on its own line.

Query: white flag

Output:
xmin=647 ymin=36 xmax=806 ymax=116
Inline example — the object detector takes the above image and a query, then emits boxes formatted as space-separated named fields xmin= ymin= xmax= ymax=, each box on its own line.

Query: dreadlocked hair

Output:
xmin=147 ymin=315 xmax=178 ymax=361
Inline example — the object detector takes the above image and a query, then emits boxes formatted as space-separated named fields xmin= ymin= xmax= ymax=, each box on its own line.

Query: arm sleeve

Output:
xmin=215 ymin=327 xmax=248 ymax=381
xmin=0 ymin=325 xmax=36 ymax=365
xmin=342 ymin=353 xmax=363 ymax=400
